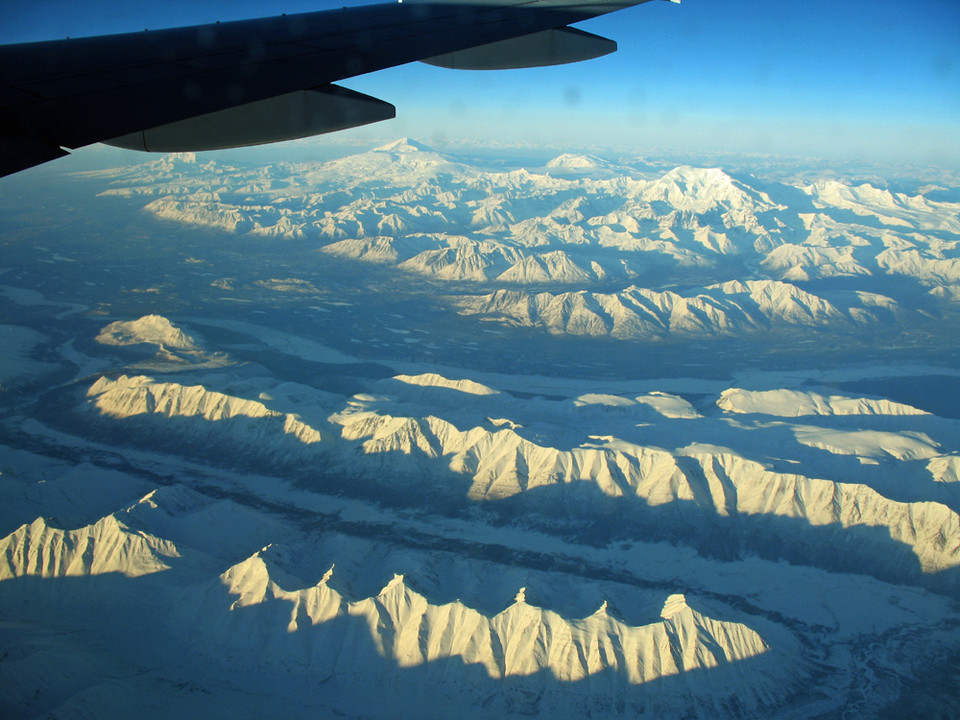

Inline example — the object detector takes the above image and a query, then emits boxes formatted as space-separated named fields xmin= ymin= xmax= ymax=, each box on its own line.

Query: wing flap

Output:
xmin=104 ymin=84 xmax=396 ymax=152
xmin=422 ymin=26 xmax=616 ymax=70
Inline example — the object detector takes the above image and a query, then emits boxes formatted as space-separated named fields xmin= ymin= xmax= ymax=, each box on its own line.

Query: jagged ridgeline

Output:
xmin=60 ymin=314 xmax=960 ymax=602
xmin=0 ymin=493 xmax=797 ymax=718
xmin=77 ymin=363 xmax=960 ymax=597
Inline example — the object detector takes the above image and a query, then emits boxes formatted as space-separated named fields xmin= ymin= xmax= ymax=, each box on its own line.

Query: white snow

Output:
xmin=456 ymin=279 xmax=886 ymax=339
xmin=634 ymin=392 xmax=702 ymax=419
xmin=392 ymin=372 xmax=500 ymax=396
xmin=928 ymin=456 xmax=960 ymax=484
xmin=86 ymin=375 xmax=326 ymax=447
xmin=100 ymin=142 xmax=960 ymax=329
xmin=0 ymin=515 xmax=178 ymax=579
xmin=791 ymin=425 xmax=941 ymax=461
xmin=718 ymin=388 xmax=930 ymax=416
xmin=0 ymin=325 xmax=54 ymax=385
xmin=97 ymin=314 xmax=200 ymax=350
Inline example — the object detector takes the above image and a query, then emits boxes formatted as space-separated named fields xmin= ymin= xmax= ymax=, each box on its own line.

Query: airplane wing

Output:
xmin=0 ymin=0 xmax=669 ymax=177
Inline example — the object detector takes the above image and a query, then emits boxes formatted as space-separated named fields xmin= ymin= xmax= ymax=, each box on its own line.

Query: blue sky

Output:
xmin=2 ymin=0 xmax=958 ymax=165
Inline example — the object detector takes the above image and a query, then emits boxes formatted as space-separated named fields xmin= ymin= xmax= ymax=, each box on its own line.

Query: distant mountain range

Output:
xmin=89 ymin=139 xmax=960 ymax=341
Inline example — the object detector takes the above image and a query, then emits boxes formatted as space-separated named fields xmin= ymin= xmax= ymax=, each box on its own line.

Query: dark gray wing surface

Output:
xmin=0 ymin=0 xmax=660 ymax=176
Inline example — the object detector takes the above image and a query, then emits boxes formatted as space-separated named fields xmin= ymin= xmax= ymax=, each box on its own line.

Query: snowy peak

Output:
xmin=166 ymin=152 xmax=197 ymax=164
xmin=150 ymin=152 xmax=199 ymax=172
xmin=373 ymin=138 xmax=434 ymax=154
xmin=109 ymin=150 xmax=211 ymax=180
xmin=208 ymin=549 xmax=775 ymax=691
xmin=97 ymin=315 xmax=200 ymax=351
xmin=498 ymin=250 xmax=596 ymax=284
xmin=85 ymin=375 xmax=327 ymax=451
xmin=315 ymin=138 xmax=474 ymax=186
xmin=657 ymin=165 xmax=737 ymax=194
xmin=392 ymin=372 xmax=500 ymax=396
xmin=542 ymin=153 xmax=636 ymax=180
xmin=543 ymin=153 xmax=617 ymax=174
xmin=718 ymin=388 xmax=931 ymax=416
xmin=88 ymin=138 xmax=960 ymax=318
xmin=572 ymin=392 xmax=701 ymax=420
xmin=664 ymin=165 xmax=733 ymax=186
xmin=94 ymin=314 xmax=232 ymax=368
xmin=642 ymin=166 xmax=770 ymax=214
xmin=660 ymin=593 xmax=690 ymax=619
xmin=805 ymin=178 xmax=960 ymax=232
xmin=331 ymin=384 xmax=960 ymax=590
xmin=0 ymin=514 xmax=178 ymax=579
xmin=457 ymin=277 xmax=891 ymax=339
xmin=546 ymin=153 xmax=603 ymax=169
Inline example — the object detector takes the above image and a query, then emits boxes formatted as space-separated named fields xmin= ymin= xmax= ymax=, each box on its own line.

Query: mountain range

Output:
xmin=2 ymin=141 xmax=959 ymax=718
xmin=88 ymin=139 xmax=960 ymax=343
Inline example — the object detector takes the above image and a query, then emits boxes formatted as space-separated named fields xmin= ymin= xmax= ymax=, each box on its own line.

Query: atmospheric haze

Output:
xmin=1 ymin=139 xmax=960 ymax=719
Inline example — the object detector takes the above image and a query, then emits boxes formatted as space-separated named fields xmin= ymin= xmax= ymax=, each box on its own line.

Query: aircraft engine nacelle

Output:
xmin=421 ymin=27 xmax=616 ymax=70
xmin=106 ymin=84 xmax=395 ymax=152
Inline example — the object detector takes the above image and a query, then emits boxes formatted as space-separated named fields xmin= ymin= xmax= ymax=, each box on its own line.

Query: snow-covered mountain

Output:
xmin=68 ymin=339 xmax=960 ymax=596
xmin=455 ymin=279 xmax=899 ymax=338
xmin=86 ymin=141 xmax=960 ymax=342
xmin=4 ymin=143 xmax=960 ymax=719
xmin=86 ymin=374 xmax=327 ymax=459
xmin=97 ymin=314 xmax=200 ymax=350
xmin=0 ymin=514 xmax=178 ymax=580
xmin=200 ymin=553 xmax=779 ymax=714
xmin=0 ymin=498 xmax=803 ymax=719
xmin=717 ymin=388 xmax=931 ymax=416
xmin=542 ymin=153 xmax=638 ymax=180
xmin=0 ymin=289 xmax=956 ymax=718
